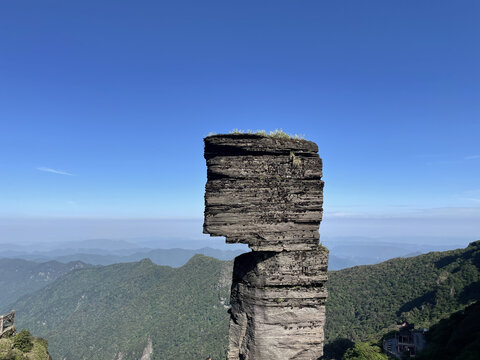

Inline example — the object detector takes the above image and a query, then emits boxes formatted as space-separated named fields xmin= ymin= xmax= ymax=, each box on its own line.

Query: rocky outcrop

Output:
xmin=0 ymin=311 xmax=15 ymax=338
xmin=203 ymin=134 xmax=328 ymax=359
xmin=140 ymin=337 xmax=153 ymax=360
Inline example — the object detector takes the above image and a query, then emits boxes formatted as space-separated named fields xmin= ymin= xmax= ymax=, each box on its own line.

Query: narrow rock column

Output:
xmin=203 ymin=134 xmax=328 ymax=360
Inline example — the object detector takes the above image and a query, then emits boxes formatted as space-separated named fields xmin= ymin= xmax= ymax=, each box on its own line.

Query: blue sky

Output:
xmin=0 ymin=1 xmax=479 ymax=243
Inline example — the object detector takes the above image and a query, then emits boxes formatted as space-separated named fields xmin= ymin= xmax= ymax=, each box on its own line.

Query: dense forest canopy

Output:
xmin=3 ymin=241 xmax=479 ymax=359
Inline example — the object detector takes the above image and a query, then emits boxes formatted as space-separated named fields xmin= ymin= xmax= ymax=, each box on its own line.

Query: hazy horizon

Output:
xmin=1 ymin=1 xmax=478 ymax=249
xmin=1 ymin=213 xmax=477 ymax=249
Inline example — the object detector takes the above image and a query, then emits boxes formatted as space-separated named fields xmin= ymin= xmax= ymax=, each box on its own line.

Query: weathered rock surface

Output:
xmin=203 ymin=134 xmax=328 ymax=360
xmin=204 ymin=134 xmax=323 ymax=252
xmin=228 ymin=249 xmax=328 ymax=359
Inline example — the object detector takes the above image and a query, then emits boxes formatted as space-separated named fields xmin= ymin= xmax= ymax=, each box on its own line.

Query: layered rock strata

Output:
xmin=203 ymin=134 xmax=328 ymax=360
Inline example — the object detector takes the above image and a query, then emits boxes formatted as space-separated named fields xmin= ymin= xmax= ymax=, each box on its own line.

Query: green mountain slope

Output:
xmin=417 ymin=301 xmax=480 ymax=360
xmin=326 ymin=240 xmax=480 ymax=343
xmin=7 ymin=241 xmax=479 ymax=360
xmin=0 ymin=259 xmax=90 ymax=309
xmin=11 ymin=256 xmax=231 ymax=360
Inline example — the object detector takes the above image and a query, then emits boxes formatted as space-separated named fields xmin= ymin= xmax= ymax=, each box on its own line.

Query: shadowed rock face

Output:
xmin=203 ymin=134 xmax=328 ymax=360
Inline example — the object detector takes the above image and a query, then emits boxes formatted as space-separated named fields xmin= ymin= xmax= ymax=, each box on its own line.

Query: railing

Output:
xmin=383 ymin=338 xmax=401 ymax=359
xmin=0 ymin=311 xmax=15 ymax=337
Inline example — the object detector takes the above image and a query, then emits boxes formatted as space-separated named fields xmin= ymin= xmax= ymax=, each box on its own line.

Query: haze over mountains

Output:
xmin=0 ymin=236 xmax=466 ymax=269
xmin=0 ymin=236 xmax=467 ymax=310
xmin=2 ymin=235 xmax=477 ymax=359
xmin=0 ymin=242 xmax=245 ymax=267
xmin=1 ymin=241 xmax=478 ymax=360
xmin=0 ymin=259 xmax=91 ymax=308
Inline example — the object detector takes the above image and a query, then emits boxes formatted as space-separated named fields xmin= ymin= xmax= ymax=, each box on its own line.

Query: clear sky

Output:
xmin=0 ymin=1 xmax=479 ymax=244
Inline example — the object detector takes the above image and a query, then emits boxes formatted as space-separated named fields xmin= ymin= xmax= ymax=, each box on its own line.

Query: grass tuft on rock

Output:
xmin=215 ymin=129 xmax=305 ymax=139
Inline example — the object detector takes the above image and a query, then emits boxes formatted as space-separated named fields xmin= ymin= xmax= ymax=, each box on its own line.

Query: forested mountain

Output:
xmin=5 ymin=241 xmax=479 ymax=360
xmin=0 ymin=248 xmax=241 ymax=309
xmin=417 ymin=301 xmax=480 ymax=360
xmin=326 ymin=240 xmax=480 ymax=343
xmin=8 ymin=256 xmax=232 ymax=360
xmin=0 ymin=259 xmax=90 ymax=308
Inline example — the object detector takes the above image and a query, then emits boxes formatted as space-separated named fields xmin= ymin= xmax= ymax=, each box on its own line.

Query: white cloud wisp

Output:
xmin=37 ymin=167 xmax=74 ymax=176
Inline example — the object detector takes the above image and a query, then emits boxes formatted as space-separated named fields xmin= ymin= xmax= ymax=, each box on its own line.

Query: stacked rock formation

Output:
xmin=203 ymin=134 xmax=328 ymax=360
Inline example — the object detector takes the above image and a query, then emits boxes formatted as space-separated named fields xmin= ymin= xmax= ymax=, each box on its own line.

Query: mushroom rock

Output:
xmin=203 ymin=134 xmax=328 ymax=360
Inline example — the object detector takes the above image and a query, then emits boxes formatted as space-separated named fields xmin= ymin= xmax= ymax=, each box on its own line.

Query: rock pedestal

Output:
xmin=203 ymin=134 xmax=328 ymax=360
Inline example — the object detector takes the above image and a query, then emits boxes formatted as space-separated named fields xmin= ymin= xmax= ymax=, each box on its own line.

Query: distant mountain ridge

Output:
xmin=2 ymin=237 xmax=466 ymax=271
xmin=0 ymin=259 xmax=91 ymax=308
xmin=0 ymin=248 xmax=244 ymax=310
xmin=8 ymin=256 xmax=232 ymax=360
xmin=51 ymin=247 xmax=246 ymax=266
xmin=5 ymin=241 xmax=479 ymax=360
xmin=0 ymin=244 xmax=245 ymax=267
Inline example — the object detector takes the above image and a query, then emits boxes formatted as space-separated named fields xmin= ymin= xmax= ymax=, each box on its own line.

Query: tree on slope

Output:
xmin=342 ymin=342 xmax=388 ymax=360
